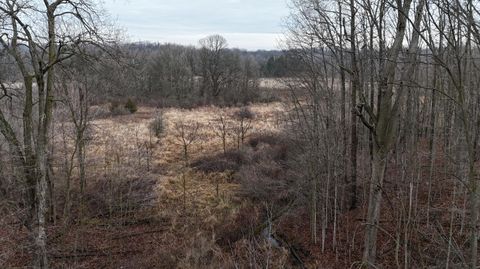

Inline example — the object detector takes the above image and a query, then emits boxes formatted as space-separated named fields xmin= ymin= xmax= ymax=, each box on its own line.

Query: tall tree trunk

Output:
xmin=33 ymin=6 xmax=58 ymax=267
xmin=426 ymin=68 xmax=437 ymax=226
xmin=349 ymin=0 xmax=359 ymax=210
xmin=362 ymin=0 xmax=422 ymax=265
xmin=338 ymin=1 xmax=348 ymax=212
xmin=78 ymin=133 xmax=86 ymax=215
xmin=35 ymin=75 xmax=49 ymax=268
xmin=363 ymin=148 xmax=387 ymax=266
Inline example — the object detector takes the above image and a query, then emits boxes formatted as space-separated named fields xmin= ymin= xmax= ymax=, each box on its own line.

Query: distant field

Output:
xmin=259 ymin=78 xmax=291 ymax=89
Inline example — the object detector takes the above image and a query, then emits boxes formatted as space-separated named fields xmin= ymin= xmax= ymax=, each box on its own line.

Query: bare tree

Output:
xmin=233 ymin=107 xmax=255 ymax=149
xmin=199 ymin=35 xmax=228 ymax=99
xmin=358 ymin=0 xmax=425 ymax=265
xmin=0 ymin=0 xmax=110 ymax=267
xmin=146 ymin=44 xmax=195 ymax=106
xmin=57 ymin=58 xmax=99 ymax=221
xmin=174 ymin=120 xmax=201 ymax=210
xmin=212 ymin=112 xmax=232 ymax=154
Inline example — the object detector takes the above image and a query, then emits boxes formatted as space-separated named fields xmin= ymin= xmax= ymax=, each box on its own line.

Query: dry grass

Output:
xmin=259 ymin=78 xmax=291 ymax=89
xmin=87 ymin=102 xmax=285 ymax=168
xmin=65 ymin=102 xmax=288 ymax=266
xmin=0 ymin=102 xmax=289 ymax=268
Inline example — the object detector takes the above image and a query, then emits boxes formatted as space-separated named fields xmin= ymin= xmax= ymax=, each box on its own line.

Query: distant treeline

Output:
xmin=0 ymin=35 xmax=298 ymax=107
xmin=93 ymin=36 xmax=303 ymax=107
xmin=122 ymin=41 xmax=291 ymax=78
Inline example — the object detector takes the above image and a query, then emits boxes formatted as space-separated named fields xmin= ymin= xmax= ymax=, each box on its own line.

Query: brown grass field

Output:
xmin=2 ymin=102 xmax=299 ymax=268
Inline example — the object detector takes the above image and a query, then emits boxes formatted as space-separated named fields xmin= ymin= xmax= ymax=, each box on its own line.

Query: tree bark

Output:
xmin=349 ymin=0 xmax=359 ymax=210
xmin=363 ymin=148 xmax=387 ymax=266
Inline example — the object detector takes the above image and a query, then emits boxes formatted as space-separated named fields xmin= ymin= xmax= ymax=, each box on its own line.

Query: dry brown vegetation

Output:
xmin=1 ymin=89 xmax=478 ymax=268
xmin=2 ymin=102 xmax=299 ymax=268
xmin=0 ymin=97 xmax=466 ymax=268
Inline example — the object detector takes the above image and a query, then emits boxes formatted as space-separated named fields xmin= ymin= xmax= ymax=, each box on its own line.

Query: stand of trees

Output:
xmin=92 ymin=38 xmax=287 ymax=107
xmin=285 ymin=0 xmax=480 ymax=267
xmin=0 ymin=0 xmax=114 ymax=267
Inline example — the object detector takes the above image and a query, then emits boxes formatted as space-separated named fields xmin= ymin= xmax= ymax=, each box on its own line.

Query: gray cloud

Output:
xmin=104 ymin=0 xmax=289 ymax=50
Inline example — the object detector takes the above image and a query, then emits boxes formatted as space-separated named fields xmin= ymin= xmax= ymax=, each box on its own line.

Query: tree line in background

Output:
xmin=1 ymin=34 xmax=293 ymax=109
xmin=85 ymin=36 xmax=294 ymax=107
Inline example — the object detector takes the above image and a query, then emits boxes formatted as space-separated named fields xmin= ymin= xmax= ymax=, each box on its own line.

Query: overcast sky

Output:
xmin=103 ymin=0 xmax=290 ymax=50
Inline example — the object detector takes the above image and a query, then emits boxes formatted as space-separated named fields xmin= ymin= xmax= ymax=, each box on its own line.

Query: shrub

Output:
xmin=124 ymin=98 xmax=138 ymax=113
xmin=248 ymin=133 xmax=283 ymax=148
xmin=109 ymin=100 xmax=120 ymax=112
xmin=191 ymin=150 xmax=250 ymax=173
xmin=248 ymin=133 xmax=292 ymax=162
xmin=149 ymin=113 xmax=166 ymax=138
xmin=91 ymin=104 xmax=111 ymax=119
xmin=257 ymin=88 xmax=281 ymax=103
xmin=234 ymin=106 xmax=255 ymax=120
xmin=109 ymin=101 xmax=129 ymax=116
xmin=85 ymin=176 xmax=158 ymax=219
xmin=216 ymin=205 xmax=261 ymax=246
xmin=233 ymin=107 xmax=255 ymax=148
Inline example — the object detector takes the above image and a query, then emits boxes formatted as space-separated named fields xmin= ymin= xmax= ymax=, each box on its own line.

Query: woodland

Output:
xmin=1 ymin=0 xmax=480 ymax=268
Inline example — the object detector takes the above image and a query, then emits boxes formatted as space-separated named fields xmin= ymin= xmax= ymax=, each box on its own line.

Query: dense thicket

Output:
xmin=283 ymin=0 xmax=480 ymax=268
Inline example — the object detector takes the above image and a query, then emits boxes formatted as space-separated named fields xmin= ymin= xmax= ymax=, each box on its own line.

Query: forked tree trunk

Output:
xmin=362 ymin=0 xmax=423 ymax=265
xmin=33 ymin=6 xmax=57 ymax=268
